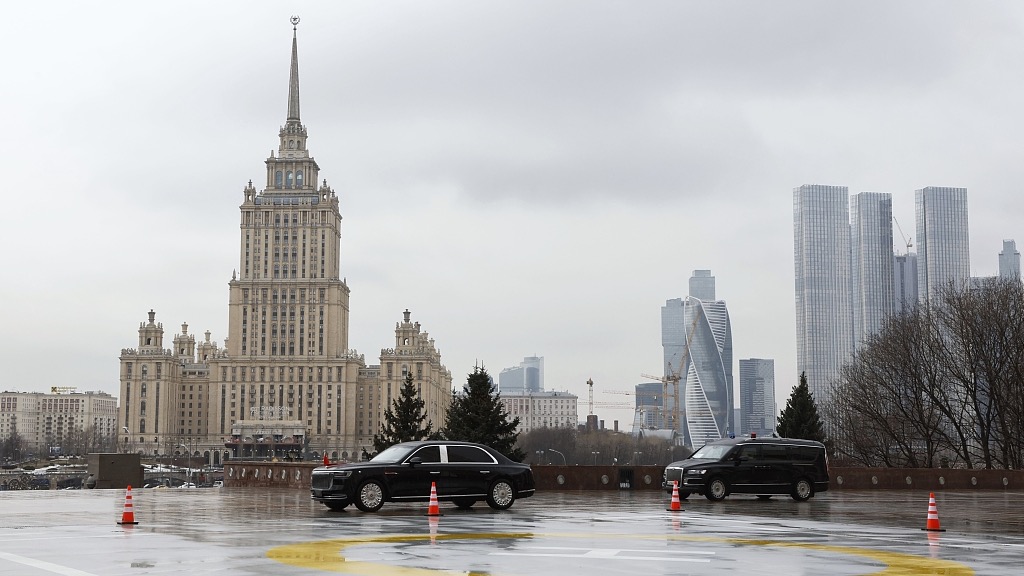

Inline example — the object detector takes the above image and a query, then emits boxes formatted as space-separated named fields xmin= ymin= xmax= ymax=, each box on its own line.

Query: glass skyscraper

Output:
xmin=850 ymin=192 xmax=895 ymax=346
xmin=738 ymin=358 xmax=775 ymax=437
xmin=915 ymin=186 xmax=970 ymax=306
xmin=498 ymin=356 xmax=544 ymax=394
xmin=893 ymin=252 xmax=918 ymax=313
xmin=999 ymin=240 xmax=1020 ymax=281
xmin=793 ymin=184 xmax=853 ymax=404
xmin=689 ymin=270 xmax=716 ymax=301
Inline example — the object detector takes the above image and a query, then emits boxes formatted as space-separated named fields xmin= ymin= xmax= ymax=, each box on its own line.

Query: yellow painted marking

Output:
xmin=268 ymin=532 xmax=529 ymax=575
xmin=267 ymin=531 xmax=973 ymax=575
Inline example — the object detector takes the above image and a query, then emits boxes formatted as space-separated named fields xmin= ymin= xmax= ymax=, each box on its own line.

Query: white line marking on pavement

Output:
xmin=0 ymin=551 xmax=99 ymax=576
xmin=491 ymin=547 xmax=713 ymax=562
xmin=518 ymin=546 xmax=715 ymax=555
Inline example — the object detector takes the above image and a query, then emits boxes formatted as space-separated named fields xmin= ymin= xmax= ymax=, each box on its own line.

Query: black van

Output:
xmin=663 ymin=436 xmax=829 ymax=501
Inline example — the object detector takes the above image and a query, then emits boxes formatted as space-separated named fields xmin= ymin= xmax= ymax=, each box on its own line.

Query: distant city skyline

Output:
xmin=7 ymin=5 xmax=1024 ymax=432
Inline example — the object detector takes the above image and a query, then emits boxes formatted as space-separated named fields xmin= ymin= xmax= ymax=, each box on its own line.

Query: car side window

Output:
xmin=446 ymin=445 xmax=495 ymax=463
xmin=737 ymin=445 xmax=761 ymax=460
xmin=790 ymin=446 xmax=820 ymax=462
xmin=409 ymin=445 xmax=441 ymax=463
xmin=761 ymin=444 xmax=788 ymax=461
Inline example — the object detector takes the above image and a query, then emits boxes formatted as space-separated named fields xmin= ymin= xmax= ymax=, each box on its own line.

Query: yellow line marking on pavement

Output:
xmin=267 ymin=531 xmax=974 ymax=575
xmin=268 ymin=532 xmax=529 ymax=575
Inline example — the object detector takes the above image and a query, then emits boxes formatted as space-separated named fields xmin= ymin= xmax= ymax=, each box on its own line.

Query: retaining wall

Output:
xmin=224 ymin=462 xmax=1024 ymax=491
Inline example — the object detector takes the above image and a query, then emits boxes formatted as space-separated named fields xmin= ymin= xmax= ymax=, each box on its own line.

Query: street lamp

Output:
xmin=547 ymin=448 xmax=566 ymax=465
xmin=591 ymin=451 xmax=600 ymax=465
xmin=177 ymin=440 xmax=198 ymax=487
xmin=535 ymin=450 xmax=545 ymax=464
xmin=122 ymin=427 xmax=131 ymax=454
xmin=633 ymin=451 xmax=643 ymax=465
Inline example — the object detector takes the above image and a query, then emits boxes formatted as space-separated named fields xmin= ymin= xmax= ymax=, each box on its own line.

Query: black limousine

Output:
xmin=311 ymin=441 xmax=535 ymax=512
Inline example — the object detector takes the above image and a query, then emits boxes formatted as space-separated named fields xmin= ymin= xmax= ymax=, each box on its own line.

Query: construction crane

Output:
xmin=600 ymin=389 xmax=635 ymax=396
xmin=587 ymin=378 xmax=594 ymax=416
xmin=641 ymin=304 xmax=701 ymax=436
xmin=893 ymin=216 xmax=913 ymax=255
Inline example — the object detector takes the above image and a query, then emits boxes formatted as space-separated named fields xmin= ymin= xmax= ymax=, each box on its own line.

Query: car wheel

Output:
xmin=756 ymin=495 xmax=772 ymax=501
xmin=679 ymin=491 xmax=691 ymax=500
xmin=791 ymin=479 xmax=813 ymax=501
xmin=486 ymin=479 xmax=516 ymax=510
xmin=705 ymin=477 xmax=728 ymax=501
xmin=325 ymin=501 xmax=349 ymax=511
xmin=452 ymin=498 xmax=476 ymax=509
xmin=355 ymin=480 xmax=385 ymax=512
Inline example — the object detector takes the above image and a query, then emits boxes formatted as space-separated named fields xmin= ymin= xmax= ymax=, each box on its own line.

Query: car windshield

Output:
xmin=370 ymin=444 xmax=415 ymax=464
xmin=689 ymin=444 xmax=733 ymax=460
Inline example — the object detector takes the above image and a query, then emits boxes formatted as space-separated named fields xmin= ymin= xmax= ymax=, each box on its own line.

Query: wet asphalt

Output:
xmin=1 ymin=488 xmax=1022 ymax=575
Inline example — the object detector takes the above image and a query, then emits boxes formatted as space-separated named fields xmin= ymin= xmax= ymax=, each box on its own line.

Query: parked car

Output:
xmin=311 ymin=441 xmax=535 ymax=512
xmin=663 ymin=435 xmax=829 ymax=501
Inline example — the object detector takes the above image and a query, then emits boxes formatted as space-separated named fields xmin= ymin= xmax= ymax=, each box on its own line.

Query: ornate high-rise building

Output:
xmin=118 ymin=21 xmax=451 ymax=464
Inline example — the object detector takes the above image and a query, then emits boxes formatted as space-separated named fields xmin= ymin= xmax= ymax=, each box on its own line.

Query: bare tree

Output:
xmin=827 ymin=278 xmax=1024 ymax=469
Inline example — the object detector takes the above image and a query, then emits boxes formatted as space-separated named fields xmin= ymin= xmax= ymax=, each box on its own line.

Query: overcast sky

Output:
xmin=4 ymin=2 xmax=1024 ymax=429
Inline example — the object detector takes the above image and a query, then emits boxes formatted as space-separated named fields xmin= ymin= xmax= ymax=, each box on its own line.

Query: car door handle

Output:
xmin=479 ymin=470 xmax=490 ymax=474
xmin=430 ymin=471 xmax=441 ymax=474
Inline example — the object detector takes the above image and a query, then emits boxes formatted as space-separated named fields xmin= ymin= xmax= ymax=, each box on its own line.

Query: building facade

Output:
xmin=915 ymin=186 xmax=970 ymax=306
xmin=117 ymin=23 xmax=451 ymax=464
xmin=850 ymin=192 xmax=895 ymax=346
xmin=793 ymin=184 xmax=854 ymax=405
xmin=738 ymin=359 xmax=775 ymax=438
xmin=498 ymin=391 xmax=577 ymax=435
xmin=0 ymin=390 xmax=117 ymax=455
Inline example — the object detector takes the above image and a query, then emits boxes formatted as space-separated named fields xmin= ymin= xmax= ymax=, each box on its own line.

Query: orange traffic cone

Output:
xmin=117 ymin=485 xmax=139 ymax=525
xmin=425 ymin=481 xmax=442 ymax=516
xmin=666 ymin=480 xmax=683 ymax=512
xmin=922 ymin=492 xmax=945 ymax=532
xmin=323 ymin=453 xmax=330 ymax=466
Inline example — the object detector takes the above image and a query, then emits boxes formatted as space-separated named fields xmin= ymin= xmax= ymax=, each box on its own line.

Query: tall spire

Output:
xmin=287 ymin=16 xmax=301 ymax=124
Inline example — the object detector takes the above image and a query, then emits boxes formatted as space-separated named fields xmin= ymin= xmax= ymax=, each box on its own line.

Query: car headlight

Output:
xmin=686 ymin=469 xmax=707 ymax=475
xmin=333 ymin=471 xmax=353 ymax=479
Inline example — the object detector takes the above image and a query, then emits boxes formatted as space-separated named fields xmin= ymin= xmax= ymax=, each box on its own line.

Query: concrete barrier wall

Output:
xmin=225 ymin=462 xmax=1024 ymax=491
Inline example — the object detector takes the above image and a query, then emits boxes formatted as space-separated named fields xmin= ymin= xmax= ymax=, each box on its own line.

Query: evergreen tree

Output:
xmin=370 ymin=372 xmax=435 ymax=455
xmin=776 ymin=372 xmax=826 ymax=442
xmin=441 ymin=366 xmax=525 ymax=462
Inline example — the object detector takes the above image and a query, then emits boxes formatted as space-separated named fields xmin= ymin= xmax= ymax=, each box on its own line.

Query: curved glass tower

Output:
xmin=680 ymin=297 xmax=733 ymax=447
xmin=661 ymin=270 xmax=733 ymax=447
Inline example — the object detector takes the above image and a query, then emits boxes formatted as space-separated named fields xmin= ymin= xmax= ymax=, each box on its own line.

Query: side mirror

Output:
xmin=408 ymin=457 xmax=422 ymax=467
